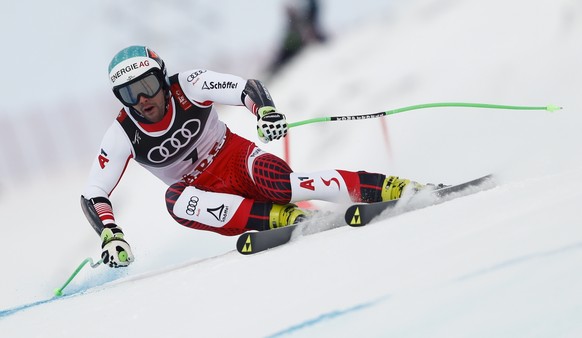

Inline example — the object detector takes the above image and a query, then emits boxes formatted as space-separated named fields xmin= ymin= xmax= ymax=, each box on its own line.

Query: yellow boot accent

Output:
xmin=269 ymin=204 xmax=307 ymax=229
xmin=381 ymin=176 xmax=423 ymax=201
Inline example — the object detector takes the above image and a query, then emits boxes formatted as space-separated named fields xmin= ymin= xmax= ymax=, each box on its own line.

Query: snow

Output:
xmin=2 ymin=0 xmax=582 ymax=337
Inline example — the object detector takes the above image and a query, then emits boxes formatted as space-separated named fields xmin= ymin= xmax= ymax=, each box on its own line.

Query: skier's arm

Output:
xmin=81 ymin=122 xmax=133 ymax=233
xmin=177 ymin=69 xmax=247 ymax=107
xmin=240 ymin=79 xmax=275 ymax=115
xmin=80 ymin=195 xmax=114 ymax=235
xmin=177 ymin=69 xmax=277 ymax=114
xmin=81 ymin=122 xmax=135 ymax=267
xmin=241 ymin=79 xmax=288 ymax=143
xmin=178 ymin=69 xmax=287 ymax=143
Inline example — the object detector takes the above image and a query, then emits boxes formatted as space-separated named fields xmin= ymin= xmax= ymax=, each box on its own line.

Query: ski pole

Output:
xmin=288 ymin=102 xmax=561 ymax=128
xmin=54 ymin=257 xmax=102 ymax=297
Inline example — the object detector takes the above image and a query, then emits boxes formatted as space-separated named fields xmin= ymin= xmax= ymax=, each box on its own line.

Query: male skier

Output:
xmin=81 ymin=46 xmax=433 ymax=267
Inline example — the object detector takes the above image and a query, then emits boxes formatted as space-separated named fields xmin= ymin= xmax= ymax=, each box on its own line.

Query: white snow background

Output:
xmin=1 ymin=0 xmax=582 ymax=337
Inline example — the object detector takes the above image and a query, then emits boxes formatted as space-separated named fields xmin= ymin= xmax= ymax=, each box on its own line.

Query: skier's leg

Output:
xmin=288 ymin=170 xmax=423 ymax=203
xmin=165 ymin=181 xmax=274 ymax=235
xmin=248 ymin=150 xmax=424 ymax=204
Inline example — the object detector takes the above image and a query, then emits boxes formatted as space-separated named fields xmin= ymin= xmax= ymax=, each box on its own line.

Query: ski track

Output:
xmin=0 ymin=253 xmax=232 ymax=319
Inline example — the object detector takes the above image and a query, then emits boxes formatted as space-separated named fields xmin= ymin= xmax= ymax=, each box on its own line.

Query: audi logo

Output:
xmin=147 ymin=119 xmax=201 ymax=164
xmin=187 ymin=70 xmax=207 ymax=82
xmin=185 ymin=196 xmax=199 ymax=215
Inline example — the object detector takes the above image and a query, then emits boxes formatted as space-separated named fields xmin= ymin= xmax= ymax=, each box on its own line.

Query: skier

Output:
xmin=81 ymin=46 xmax=435 ymax=268
xmin=270 ymin=0 xmax=327 ymax=75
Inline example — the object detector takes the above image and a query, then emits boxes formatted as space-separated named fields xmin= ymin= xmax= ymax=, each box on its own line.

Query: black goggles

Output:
xmin=113 ymin=71 xmax=164 ymax=106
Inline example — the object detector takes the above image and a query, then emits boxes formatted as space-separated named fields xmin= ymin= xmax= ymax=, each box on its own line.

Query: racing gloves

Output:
xmin=256 ymin=106 xmax=288 ymax=143
xmin=100 ymin=224 xmax=134 ymax=268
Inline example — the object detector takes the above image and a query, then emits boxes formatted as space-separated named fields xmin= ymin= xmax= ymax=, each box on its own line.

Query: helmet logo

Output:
xmin=110 ymin=60 xmax=151 ymax=84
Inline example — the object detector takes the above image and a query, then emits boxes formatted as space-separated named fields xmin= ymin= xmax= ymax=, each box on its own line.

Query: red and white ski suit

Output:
xmin=83 ymin=69 xmax=386 ymax=236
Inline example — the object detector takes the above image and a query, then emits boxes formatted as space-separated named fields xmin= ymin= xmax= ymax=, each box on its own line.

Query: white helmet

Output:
xmin=108 ymin=46 xmax=168 ymax=106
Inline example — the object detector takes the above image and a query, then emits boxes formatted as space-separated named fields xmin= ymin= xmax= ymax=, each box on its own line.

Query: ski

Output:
xmin=236 ymin=174 xmax=495 ymax=255
xmin=236 ymin=225 xmax=298 ymax=255
xmin=345 ymin=174 xmax=495 ymax=227
xmin=236 ymin=211 xmax=344 ymax=255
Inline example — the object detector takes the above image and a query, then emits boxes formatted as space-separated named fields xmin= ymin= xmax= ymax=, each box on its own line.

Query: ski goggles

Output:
xmin=113 ymin=71 xmax=164 ymax=106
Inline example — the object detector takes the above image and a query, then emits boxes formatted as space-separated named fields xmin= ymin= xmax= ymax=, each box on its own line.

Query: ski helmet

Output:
xmin=108 ymin=46 xmax=168 ymax=106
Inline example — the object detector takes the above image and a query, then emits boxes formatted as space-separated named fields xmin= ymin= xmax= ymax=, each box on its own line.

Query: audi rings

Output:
xmin=147 ymin=119 xmax=201 ymax=164
xmin=185 ymin=195 xmax=199 ymax=215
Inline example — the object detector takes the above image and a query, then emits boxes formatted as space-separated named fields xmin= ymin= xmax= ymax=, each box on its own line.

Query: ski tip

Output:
xmin=236 ymin=233 xmax=254 ymax=255
xmin=345 ymin=205 xmax=365 ymax=227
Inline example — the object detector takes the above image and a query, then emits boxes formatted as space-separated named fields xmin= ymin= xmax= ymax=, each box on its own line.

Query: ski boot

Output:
xmin=269 ymin=203 xmax=308 ymax=229
xmin=381 ymin=176 xmax=446 ymax=201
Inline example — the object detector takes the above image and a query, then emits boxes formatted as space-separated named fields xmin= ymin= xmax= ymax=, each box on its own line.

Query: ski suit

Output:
xmin=82 ymin=69 xmax=386 ymax=236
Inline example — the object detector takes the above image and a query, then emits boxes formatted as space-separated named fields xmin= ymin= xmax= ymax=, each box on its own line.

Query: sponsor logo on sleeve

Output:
xmin=201 ymin=81 xmax=238 ymax=90
xmin=98 ymin=149 xmax=109 ymax=169
xmin=187 ymin=70 xmax=207 ymax=82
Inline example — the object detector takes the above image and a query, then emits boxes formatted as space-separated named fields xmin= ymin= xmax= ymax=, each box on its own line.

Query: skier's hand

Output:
xmin=100 ymin=224 xmax=134 ymax=268
xmin=257 ymin=106 xmax=288 ymax=143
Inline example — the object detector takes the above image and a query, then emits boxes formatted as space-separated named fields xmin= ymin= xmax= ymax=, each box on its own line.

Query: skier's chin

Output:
xmin=142 ymin=106 xmax=164 ymax=122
